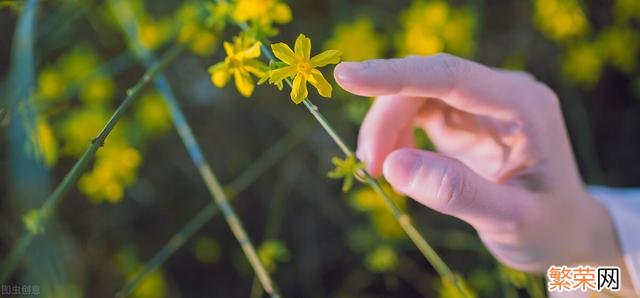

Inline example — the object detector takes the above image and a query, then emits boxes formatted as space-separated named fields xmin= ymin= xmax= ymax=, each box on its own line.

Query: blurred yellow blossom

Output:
xmin=78 ymin=138 xmax=141 ymax=203
xmin=396 ymin=1 xmax=476 ymax=57
xmin=79 ymin=75 xmax=116 ymax=105
xmin=37 ymin=67 xmax=66 ymax=100
xmin=269 ymin=34 xmax=342 ymax=103
xmin=58 ymin=45 xmax=100 ymax=84
xmin=352 ymin=184 xmax=407 ymax=240
xmin=365 ymin=246 xmax=398 ymax=273
xmin=534 ymin=0 xmax=589 ymax=42
xmin=613 ymin=0 xmax=640 ymax=23
xmin=193 ymin=236 xmax=221 ymax=264
xmin=597 ymin=26 xmax=640 ymax=74
xmin=324 ymin=16 xmax=387 ymax=61
xmin=116 ymin=249 xmax=168 ymax=298
xmin=137 ymin=17 xmax=173 ymax=51
xmin=59 ymin=107 xmax=109 ymax=156
xmin=135 ymin=90 xmax=172 ymax=135
xmin=232 ymin=0 xmax=291 ymax=25
xmin=562 ymin=42 xmax=603 ymax=88
xmin=35 ymin=120 xmax=59 ymax=167
xmin=209 ymin=33 xmax=265 ymax=97
xmin=177 ymin=2 xmax=220 ymax=57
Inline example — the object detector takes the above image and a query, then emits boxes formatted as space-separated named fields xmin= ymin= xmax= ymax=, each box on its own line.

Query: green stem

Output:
xmin=245 ymin=20 xmax=468 ymax=297
xmin=116 ymin=130 xmax=304 ymax=297
xmin=0 ymin=43 xmax=185 ymax=284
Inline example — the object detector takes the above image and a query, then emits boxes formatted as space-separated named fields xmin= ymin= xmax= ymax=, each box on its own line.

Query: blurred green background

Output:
xmin=1 ymin=0 xmax=639 ymax=297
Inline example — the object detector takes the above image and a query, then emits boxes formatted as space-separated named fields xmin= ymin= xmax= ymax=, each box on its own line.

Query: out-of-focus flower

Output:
xmin=193 ymin=236 xmax=221 ymax=264
xmin=116 ymin=249 xmax=168 ymax=298
xmin=23 ymin=209 xmax=46 ymax=235
xmin=37 ymin=67 xmax=66 ymax=101
xmin=395 ymin=1 xmax=476 ymax=57
xmin=269 ymin=34 xmax=342 ymax=103
xmin=365 ymin=245 xmax=398 ymax=273
xmin=352 ymin=184 xmax=407 ymax=240
xmin=258 ymin=239 xmax=290 ymax=273
xmin=58 ymin=45 xmax=100 ymax=84
xmin=34 ymin=119 xmax=59 ymax=167
xmin=597 ymin=26 xmax=640 ymax=74
xmin=438 ymin=274 xmax=476 ymax=298
xmin=208 ymin=33 xmax=265 ymax=97
xmin=328 ymin=154 xmax=364 ymax=192
xmin=59 ymin=107 xmax=109 ymax=156
xmin=78 ymin=138 xmax=141 ymax=203
xmin=613 ymin=0 xmax=640 ymax=24
xmin=79 ymin=75 xmax=116 ymax=104
xmin=534 ymin=0 xmax=589 ymax=42
xmin=137 ymin=17 xmax=173 ymax=51
xmin=135 ymin=90 xmax=172 ymax=135
xmin=324 ymin=16 xmax=387 ymax=61
xmin=561 ymin=42 xmax=603 ymax=88
xmin=177 ymin=1 xmax=220 ymax=57
xmin=232 ymin=0 xmax=291 ymax=26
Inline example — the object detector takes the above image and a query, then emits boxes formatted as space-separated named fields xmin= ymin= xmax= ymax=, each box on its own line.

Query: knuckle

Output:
xmin=434 ymin=160 xmax=470 ymax=212
xmin=434 ymin=53 xmax=469 ymax=95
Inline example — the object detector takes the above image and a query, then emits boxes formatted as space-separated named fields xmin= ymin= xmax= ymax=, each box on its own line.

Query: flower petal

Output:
xmin=308 ymin=69 xmax=332 ymax=98
xmin=234 ymin=70 xmax=254 ymax=97
xmin=294 ymin=34 xmax=311 ymax=59
xmin=240 ymin=41 xmax=262 ymax=59
xmin=269 ymin=65 xmax=296 ymax=83
xmin=243 ymin=59 xmax=266 ymax=76
xmin=290 ymin=74 xmax=308 ymax=104
xmin=311 ymin=50 xmax=342 ymax=67
xmin=271 ymin=43 xmax=296 ymax=65
xmin=271 ymin=3 xmax=292 ymax=24
xmin=223 ymin=41 xmax=235 ymax=56
xmin=208 ymin=62 xmax=230 ymax=87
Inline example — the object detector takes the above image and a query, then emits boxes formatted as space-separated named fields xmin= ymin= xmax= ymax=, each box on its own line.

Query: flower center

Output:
xmin=296 ymin=60 xmax=312 ymax=75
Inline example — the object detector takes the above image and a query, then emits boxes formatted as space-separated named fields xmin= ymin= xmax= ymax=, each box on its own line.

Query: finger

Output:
xmin=357 ymin=95 xmax=425 ymax=176
xmin=383 ymin=148 xmax=533 ymax=230
xmin=334 ymin=54 xmax=530 ymax=119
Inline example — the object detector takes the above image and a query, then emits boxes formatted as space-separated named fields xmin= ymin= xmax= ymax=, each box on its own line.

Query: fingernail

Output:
xmin=335 ymin=62 xmax=364 ymax=82
xmin=385 ymin=151 xmax=422 ymax=188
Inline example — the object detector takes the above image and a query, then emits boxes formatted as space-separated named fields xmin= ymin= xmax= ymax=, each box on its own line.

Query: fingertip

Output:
xmin=382 ymin=148 xmax=422 ymax=190
xmin=333 ymin=60 xmax=396 ymax=97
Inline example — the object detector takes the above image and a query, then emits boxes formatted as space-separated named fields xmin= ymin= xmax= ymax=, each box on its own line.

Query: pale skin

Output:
xmin=334 ymin=54 xmax=634 ymax=296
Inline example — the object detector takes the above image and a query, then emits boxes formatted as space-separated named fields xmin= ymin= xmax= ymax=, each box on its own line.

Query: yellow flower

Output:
xmin=597 ymin=26 xmax=640 ymax=73
xmin=232 ymin=0 xmax=291 ymax=25
xmin=395 ymin=1 xmax=476 ymax=57
xmin=562 ymin=42 xmax=603 ymax=88
xmin=37 ymin=67 xmax=66 ymax=100
xmin=534 ymin=0 xmax=589 ymax=42
xmin=135 ymin=90 xmax=172 ymax=135
xmin=208 ymin=33 xmax=265 ymax=97
xmin=365 ymin=246 xmax=398 ymax=273
xmin=34 ymin=120 xmax=59 ymax=167
xmin=324 ymin=16 xmax=387 ymax=62
xmin=327 ymin=154 xmax=364 ymax=192
xmin=79 ymin=75 xmax=116 ymax=104
xmin=269 ymin=34 xmax=342 ymax=103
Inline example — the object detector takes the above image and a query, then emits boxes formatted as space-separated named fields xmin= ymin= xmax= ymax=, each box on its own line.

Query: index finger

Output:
xmin=334 ymin=54 xmax=531 ymax=120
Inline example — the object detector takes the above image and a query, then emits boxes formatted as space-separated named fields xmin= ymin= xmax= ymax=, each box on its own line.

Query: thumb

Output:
xmin=383 ymin=148 xmax=531 ymax=230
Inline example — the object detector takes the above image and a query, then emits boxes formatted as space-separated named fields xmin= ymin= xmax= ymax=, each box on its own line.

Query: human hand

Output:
xmin=334 ymin=54 xmax=629 ymax=291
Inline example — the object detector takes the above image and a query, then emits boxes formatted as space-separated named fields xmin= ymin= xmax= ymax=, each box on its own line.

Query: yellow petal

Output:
xmin=271 ymin=43 xmax=296 ymax=65
xmin=294 ymin=34 xmax=311 ymax=59
xmin=271 ymin=3 xmax=292 ymax=24
xmin=208 ymin=62 xmax=230 ymax=87
xmin=308 ymin=69 xmax=332 ymax=98
xmin=311 ymin=50 xmax=342 ymax=68
xmin=269 ymin=65 xmax=297 ymax=83
xmin=244 ymin=59 xmax=266 ymax=76
xmin=234 ymin=70 xmax=254 ymax=97
xmin=240 ymin=41 xmax=262 ymax=59
xmin=223 ymin=41 xmax=235 ymax=56
xmin=290 ymin=74 xmax=308 ymax=104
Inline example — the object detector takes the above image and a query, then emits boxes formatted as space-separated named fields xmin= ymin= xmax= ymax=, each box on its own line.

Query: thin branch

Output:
xmin=0 ymin=43 xmax=185 ymax=284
